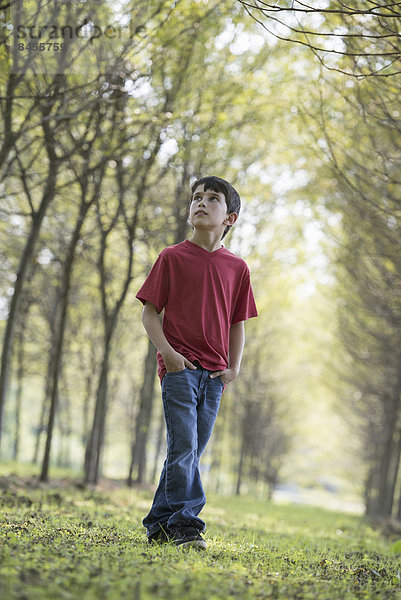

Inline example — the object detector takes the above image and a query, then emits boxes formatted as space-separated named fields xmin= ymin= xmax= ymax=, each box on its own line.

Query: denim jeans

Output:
xmin=143 ymin=365 xmax=225 ymax=537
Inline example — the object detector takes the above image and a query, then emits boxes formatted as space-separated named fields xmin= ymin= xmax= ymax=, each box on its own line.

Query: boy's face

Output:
xmin=189 ymin=184 xmax=237 ymax=235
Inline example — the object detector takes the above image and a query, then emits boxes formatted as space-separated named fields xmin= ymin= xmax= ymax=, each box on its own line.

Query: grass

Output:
xmin=0 ymin=466 xmax=400 ymax=599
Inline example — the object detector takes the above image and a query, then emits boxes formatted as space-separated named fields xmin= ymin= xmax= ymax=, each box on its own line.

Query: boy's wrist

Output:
xmin=159 ymin=344 xmax=174 ymax=358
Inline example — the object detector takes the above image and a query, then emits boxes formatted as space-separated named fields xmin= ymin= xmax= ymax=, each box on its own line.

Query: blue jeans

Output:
xmin=143 ymin=365 xmax=225 ymax=537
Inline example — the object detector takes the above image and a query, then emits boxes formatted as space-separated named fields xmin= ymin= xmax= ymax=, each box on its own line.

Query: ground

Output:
xmin=0 ymin=468 xmax=400 ymax=600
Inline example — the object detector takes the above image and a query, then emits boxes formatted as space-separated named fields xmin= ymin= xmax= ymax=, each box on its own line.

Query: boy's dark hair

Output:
xmin=190 ymin=175 xmax=240 ymax=239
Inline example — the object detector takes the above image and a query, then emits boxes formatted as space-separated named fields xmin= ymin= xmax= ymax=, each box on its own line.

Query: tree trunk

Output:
xmin=0 ymin=90 xmax=60 ymax=451
xmin=366 ymin=370 xmax=401 ymax=519
xmin=0 ymin=73 xmax=18 ymax=170
xmin=84 ymin=344 xmax=110 ymax=484
xmin=0 ymin=174 xmax=57 ymax=450
xmin=151 ymin=411 xmax=165 ymax=484
xmin=82 ymin=344 xmax=97 ymax=453
xmin=396 ymin=442 xmax=401 ymax=520
xmin=31 ymin=296 xmax=59 ymax=465
xmin=58 ymin=374 xmax=72 ymax=468
xmin=40 ymin=201 xmax=90 ymax=482
xmin=381 ymin=429 xmax=401 ymax=518
xmin=366 ymin=427 xmax=397 ymax=519
xmin=13 ymin=322 xmax=25 ymax=461
xmin=389 ymin=431 xmax=401 ymax=519
xmin=235 ymin=435 xmax=248 ymax=496
xmin=128 ymin=338 xmax=157 ymax=485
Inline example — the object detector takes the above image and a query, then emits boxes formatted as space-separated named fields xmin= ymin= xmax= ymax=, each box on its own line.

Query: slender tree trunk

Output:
xmin=380 ymin=430 xmax=400 ymax=517
xmin=128 ymin=339 xmax=157 ymax=485
xmin=0 ymin=89 xmax=61 ymax=451
xmin=94 ymin=358 xmax=111 ymax=482
xmin=365 ymin=463 xmax=377 ymax=517
xmin=0 ymin=74 xmax=17 ymax=171
xmin=389 ymin=431 xmax=401 ymax=518
xmin=30 ymin=291 xmax=59 ymax=464
xmin=60 ymin=374 xmax=72 ymax=468
xmin=84 ymin=343 xmax=110 ymax=484
xmin=384 ymin=366 xmax=401 ymax=519
xmin=235 ymin=435 xmax=248 ymax=496
xmin=84 ymin=176 xmax=139 ymax=485
xmin=378 ymin=431 xmax=396 ymax=517
xmin=82 ymin=343 xmax=97 ymax=453
xmin=151 ymin=411 xmax=165 ymax=484
xmin=368 ymin=368 xmax=401 ymax=518
xmin=396 ymin=442 xmax=401 ymax=520
xmin=265 ymin=462 xmax=278 ymax=501
xmin=40 ymin=200 xmax=91 ymax=482
xmin=32 ymin=397 xmax=47 ymax=465
xmin=210 ymin=446 xmax=222 ymax=496
xmin=0 ymin=172 xmax=57 ymax=450
xmin=13 ymin=323 xmax=25 ymax=461
xmin=366 ymin=419 xmax=399 ymax=519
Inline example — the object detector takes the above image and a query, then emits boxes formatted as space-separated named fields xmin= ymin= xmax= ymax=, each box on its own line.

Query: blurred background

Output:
xmin=1 ymin=1 xmax=400 ymax=523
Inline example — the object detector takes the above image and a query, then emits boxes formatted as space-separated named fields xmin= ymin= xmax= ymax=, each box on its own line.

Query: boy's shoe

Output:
xmin=169 ymin=524 xmax=207 ymax=549
xmin=148 ymin=526 xmax=170 ymax=544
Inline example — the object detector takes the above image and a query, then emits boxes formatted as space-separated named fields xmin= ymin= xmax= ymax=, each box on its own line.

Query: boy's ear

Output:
xmin=224 ymin=212 xmax=238 ymax=226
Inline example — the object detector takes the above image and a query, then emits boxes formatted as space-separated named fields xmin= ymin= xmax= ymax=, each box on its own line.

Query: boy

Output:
xmin=136 ymin=175 xmax=257 ymax=549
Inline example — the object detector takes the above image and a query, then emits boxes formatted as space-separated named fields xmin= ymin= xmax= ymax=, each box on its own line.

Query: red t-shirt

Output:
xmin=136 ymin=240 xmax=258 ymax=381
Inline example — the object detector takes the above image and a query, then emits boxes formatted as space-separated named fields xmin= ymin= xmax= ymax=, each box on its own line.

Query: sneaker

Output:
xmin=148 ymin=526 xmax=170 ymax=544
xmin=169 ymin=524 xmax=207 ymax=549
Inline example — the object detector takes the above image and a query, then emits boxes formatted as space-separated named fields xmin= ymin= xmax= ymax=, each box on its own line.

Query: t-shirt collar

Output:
xmin=185 ymin=239 xmax=225 ymax=255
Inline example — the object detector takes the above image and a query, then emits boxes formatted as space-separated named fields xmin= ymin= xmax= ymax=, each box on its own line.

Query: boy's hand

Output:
xmin=210 ymin=367 xmax=238 ymax=385
xmin=162 ymin=348 xmax=197 ymax=373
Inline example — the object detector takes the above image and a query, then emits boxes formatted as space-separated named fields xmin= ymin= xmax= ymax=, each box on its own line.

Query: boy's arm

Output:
xmin=210 ymin=321 xmax=245 ymax=384
xmin=141 ymin=301 xmax=196 ymax=372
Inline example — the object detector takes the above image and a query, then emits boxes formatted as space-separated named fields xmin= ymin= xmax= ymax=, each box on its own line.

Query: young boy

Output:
xmin=136 ymin=175 xmax=257 ymax=549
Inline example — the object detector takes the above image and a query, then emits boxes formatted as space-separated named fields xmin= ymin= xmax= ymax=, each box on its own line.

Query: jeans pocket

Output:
xmin=165 ymin=367 xmax=187 ymax=376
xmin=215 ymin=376 xmax=226 ymax=392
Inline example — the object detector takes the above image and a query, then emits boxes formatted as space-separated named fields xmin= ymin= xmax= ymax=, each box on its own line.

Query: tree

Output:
xmin=299 ymin=60 xmax=401 ymax=518
xmin=40 ymin=112 xmax=108 ymax=482
xmin=335 ymin=212 xmax=401 ymax=519
xmin=237 ymin=0 xmax=401 ymax=77
xmin=0 ymin=84 xmax=62 ymax=448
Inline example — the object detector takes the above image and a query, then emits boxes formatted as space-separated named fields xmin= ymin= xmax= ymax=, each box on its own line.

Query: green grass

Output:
xmin=0 ymin=467 xmax=400 ymax=599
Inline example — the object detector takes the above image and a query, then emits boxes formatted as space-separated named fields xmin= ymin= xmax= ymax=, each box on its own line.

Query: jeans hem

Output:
xmin=146 ymin=522 xmax=169 ymax=538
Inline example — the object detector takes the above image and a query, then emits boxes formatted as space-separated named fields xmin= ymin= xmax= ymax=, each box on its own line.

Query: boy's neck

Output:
xmin=189 ymin=230 xmax=223 ymax=253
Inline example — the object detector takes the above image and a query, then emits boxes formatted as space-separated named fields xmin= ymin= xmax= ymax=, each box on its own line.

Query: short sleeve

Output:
xmin=231 ymin=267 xmax=258 ymax=324
xmin=136 ymin=251 xmax=169 ymax=314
